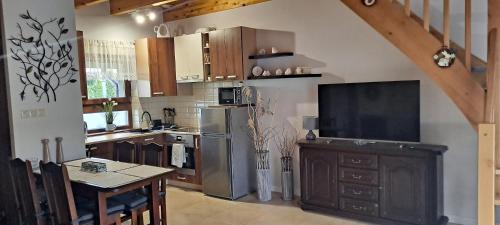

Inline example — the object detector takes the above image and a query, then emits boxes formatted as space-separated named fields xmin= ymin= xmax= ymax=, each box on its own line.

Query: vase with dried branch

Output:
xmin=244 ymin=87 xmax=276 ymax=202
xmin=274 ymin=125 xmax=298 ymax=201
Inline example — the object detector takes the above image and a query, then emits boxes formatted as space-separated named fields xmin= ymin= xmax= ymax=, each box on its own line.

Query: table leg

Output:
xmin=148 ymin=180 xmax=160 ymax=225
xmin=97 ymin=192 xmax=108 ymax=225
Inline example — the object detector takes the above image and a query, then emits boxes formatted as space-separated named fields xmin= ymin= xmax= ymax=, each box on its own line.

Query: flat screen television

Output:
xmin=318 ymin=80 xmax=420 ymax=142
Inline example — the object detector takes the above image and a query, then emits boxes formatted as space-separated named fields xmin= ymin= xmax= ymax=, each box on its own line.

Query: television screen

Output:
xmin=318 ymin=80 xmax=420 ymax=142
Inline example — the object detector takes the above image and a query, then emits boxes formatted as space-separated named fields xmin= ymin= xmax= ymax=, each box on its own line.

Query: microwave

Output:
xmin=218 ymin=86 xmax=256 ymax=105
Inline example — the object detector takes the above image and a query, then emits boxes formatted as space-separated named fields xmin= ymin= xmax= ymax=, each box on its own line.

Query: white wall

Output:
xmin=165 ymin=1 xmax=482 ymax=224
xmin=1 ymin=0 xmax=86 ymax=161
xmin=75 ymin=3 xmax=155 ymax=41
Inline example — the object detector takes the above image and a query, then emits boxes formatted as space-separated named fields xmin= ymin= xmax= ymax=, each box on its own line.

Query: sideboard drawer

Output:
xmin=339 ymin=183 xmax=379 ymax=202
xmin=340 ymin=198 xmax=379 ymax=217
xmin=339 ymin=167 xmax=378 ymax=186
xmin=340 ymin=153 xmax=378 ymax=169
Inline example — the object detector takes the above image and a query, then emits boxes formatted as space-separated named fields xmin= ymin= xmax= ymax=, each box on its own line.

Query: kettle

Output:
xmin=154 ymin=23 xmax=171 ymax=38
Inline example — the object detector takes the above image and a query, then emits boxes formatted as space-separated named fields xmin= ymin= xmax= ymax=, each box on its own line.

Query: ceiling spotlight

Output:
xmin=135 ymin=14 xmax=146 ymax=24
xmin=147 ymin=11 xmax=157 ymax=21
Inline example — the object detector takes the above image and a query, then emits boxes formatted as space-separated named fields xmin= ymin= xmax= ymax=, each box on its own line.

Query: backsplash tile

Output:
xmin=134 ymin=81 xmax=238 ymax=129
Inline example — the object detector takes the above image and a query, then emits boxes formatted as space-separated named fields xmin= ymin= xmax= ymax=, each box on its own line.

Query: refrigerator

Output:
xmin=200 ymin=106 xmax=256 ymax=200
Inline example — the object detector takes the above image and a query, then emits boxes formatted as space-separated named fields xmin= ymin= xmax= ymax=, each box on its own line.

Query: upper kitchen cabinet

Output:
xmin=209 ymin=27 xmax=256 ymax=81
xmin=174 ymin=33 xmax=204 ymax=83
xmin=135 ymin=37 xmax=177 ymax=97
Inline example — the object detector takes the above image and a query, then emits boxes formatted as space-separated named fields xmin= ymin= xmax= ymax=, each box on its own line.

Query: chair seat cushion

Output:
xmin=76 ymin=197 xmax=125 ymax=215
xmin=112 ymin=191 xmax=148 ymax=210
xmin=76 ymin=208 xmax=94 ymax=223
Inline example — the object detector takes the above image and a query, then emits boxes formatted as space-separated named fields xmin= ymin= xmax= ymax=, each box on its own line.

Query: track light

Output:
xmin=147 ymin=11 xmax=157 ymax=21
xmin=135 ymin=14 xmax=146 ymax=24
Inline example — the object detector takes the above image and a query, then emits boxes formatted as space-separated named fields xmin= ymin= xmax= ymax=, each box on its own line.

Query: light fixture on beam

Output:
xmin=147 ymin=11 xmax=157 ymax=21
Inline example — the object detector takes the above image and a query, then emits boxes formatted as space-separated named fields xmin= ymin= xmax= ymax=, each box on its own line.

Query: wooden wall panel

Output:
xmin=163 ymin=0 xmax=270 ymax=21
xmin=74 ymin=0 xmax=107 ymax=9
xmin=110 ymin=0 xmax=179 ymax=15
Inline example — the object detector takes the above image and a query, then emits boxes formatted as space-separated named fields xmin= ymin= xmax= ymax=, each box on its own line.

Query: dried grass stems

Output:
xmin=244 ymin=87 xmax=277 ymax=170
xmin=274 ymin=125 xmax=298 ymax=172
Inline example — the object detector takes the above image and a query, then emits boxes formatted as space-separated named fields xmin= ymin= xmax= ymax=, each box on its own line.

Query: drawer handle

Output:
xmin=89 ymin=147 xmax=98 ymax=151
xmin=82 ymin=95 xmax=87 ymax=99
xmin=352 ymin=190 xmax=363 ymax=195
xmin=144 ymin=138 xmax=154 ymax=142
xmin=351 ymin=159 xmax=362 ymax=164
xmin=352 ymin=174 xmax=363 ymax=180
xmin=227 ymin=75 xmax=237 ymax=79
xmin=153 ymin=92 xmax=164 ymax=95
xmin=215 ymin=76 xmax=224 ymax=79
xmin=177 ymin=176 xmax=187 ymax=180
xmin=352 ymin=205 xmax=367 ymax=211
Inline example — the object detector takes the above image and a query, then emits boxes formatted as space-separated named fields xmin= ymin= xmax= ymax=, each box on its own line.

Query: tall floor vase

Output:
xmin=281 ymin=156 xmax=294 ymax=201
xmin=256 ymin=150 xmax=272 ymax=201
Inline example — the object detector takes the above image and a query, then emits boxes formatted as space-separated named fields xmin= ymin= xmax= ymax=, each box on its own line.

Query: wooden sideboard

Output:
xmin=298 ymin=139 xmax=449 ymax=225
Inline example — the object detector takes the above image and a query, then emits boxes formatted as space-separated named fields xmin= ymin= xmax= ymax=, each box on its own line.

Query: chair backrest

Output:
xmin=39 ymin=162 xmax=79 ymax=225
xmin=114 ymin=141 xmax=137 ymax=163
xmin=139 ymin=143 xmax=166 ymax=167
xmin=9 ymin=159 xmax=45 ymax=225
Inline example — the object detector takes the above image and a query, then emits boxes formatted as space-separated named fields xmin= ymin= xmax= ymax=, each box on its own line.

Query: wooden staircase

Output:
xmin=340 ymin=0 xmax=500 ymax=224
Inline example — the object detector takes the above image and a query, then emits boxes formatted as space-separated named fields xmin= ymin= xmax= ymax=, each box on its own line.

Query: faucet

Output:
xmin=141 ymin=111 xmax=153 ymax=129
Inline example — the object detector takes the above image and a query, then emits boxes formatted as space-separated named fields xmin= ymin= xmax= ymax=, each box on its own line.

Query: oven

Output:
xmin=165 ymin=134 xmax=196 ymax=176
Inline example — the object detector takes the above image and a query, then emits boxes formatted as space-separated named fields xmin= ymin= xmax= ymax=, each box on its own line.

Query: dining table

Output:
xmin=61 ymin=157 xmax=174 ymax=225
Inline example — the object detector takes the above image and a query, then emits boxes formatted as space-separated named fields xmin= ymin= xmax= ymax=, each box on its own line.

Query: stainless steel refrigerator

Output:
xmin=200 ymin=106 xmax=255 ymax=200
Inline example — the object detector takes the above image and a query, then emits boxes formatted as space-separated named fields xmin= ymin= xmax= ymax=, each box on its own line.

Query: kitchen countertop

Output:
xmin=85 ymin=128 xmax=201 ymax=145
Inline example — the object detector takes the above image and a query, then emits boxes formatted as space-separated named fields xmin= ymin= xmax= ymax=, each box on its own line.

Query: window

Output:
xmin=81 ymin=39 xmax=136 ymax=132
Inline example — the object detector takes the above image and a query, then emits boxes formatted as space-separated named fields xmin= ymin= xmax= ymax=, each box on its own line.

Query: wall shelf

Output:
xmin=247 ymin=74 xmax=322 ymax=80
xmin=249 ymin=52 xmax=294 ymax=59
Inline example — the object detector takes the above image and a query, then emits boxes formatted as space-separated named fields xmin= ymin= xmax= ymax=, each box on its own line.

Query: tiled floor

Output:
xmin=130 ymin=187 xmax=371 ymax=225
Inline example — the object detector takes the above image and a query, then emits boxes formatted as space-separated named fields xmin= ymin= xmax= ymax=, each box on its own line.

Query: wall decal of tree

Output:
xmin=8 ymin=10 xmax=78 ymax=103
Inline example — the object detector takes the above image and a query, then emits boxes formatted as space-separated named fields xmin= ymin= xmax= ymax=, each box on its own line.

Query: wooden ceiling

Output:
xmin=74 ymin=0 xmax=270 ymax=21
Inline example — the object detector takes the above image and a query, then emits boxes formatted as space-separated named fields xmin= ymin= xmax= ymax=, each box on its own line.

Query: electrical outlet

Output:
xmin=37 ymin=108 xmax=46 ymax=117
xmin=21 ymin=110 xmax=30 ymax=120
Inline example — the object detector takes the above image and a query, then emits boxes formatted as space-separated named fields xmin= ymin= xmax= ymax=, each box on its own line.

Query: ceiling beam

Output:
xmin=163 ymin=0 xmax=270 ymax=21
xmin=74 ymin=0 xmax=108 ymax=9
xmin=110 ymin=0 xmax=179 ymax=15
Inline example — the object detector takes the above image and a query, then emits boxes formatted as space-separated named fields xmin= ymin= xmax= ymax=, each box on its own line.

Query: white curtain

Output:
xmin=84 ymin=40 xmax=137 ymax=81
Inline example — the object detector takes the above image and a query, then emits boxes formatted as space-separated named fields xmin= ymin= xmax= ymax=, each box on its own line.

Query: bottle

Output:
xmin=41 ymin=139 xmax=50 ymax=163
xmin=55 ymin=137 xmax=64 ymax=164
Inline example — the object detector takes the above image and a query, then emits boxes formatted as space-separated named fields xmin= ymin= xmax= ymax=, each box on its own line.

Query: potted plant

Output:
xmin=274 ymin=124 xmax=298 ymax=201
xmin=102 ymin=99 xmax=117 ymax=132
xmin=244 ymin=87 xmax=276 ymax=202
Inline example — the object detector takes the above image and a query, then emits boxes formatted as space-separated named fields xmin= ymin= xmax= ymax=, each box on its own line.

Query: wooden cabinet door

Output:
xmin=174 ymin=36 xmax=189 ymax=81
xmin=209 ymin=30 xmax=226 ymax=81
xmin=186 ymin=34 xmax=204 ymax=80
xmin=224 ymin=27 xmax=243 ymax=80
xmin=77 ymin=31 xmax=87 ymax=100
xmin=147 ymin=38 xmax=161 ymax=96
xmin=87 ymin=142 xmax=114 ymax=160
xmin=156 ymin=38 xmax=177 ymax=96
xmin=301 ymin=148 xmax=338 ymax=208
xmin=379 ymin=156 xmax=427 ymax=225
xmin=194 ymin=135 xmax=202 ymax=185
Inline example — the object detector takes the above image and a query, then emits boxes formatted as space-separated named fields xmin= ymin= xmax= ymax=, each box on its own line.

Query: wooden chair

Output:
xmin=140 ymin=143 xmax=168 ymax=225
xmin=39 ymin=162 xmax=123 ymax=225
xmin=114 ymin=141 xmax=137 ymax=163
xmin=114 ymin=143 xmax=168 ymax=225
xmin=9 ymin=159 xmax=46 ymax=225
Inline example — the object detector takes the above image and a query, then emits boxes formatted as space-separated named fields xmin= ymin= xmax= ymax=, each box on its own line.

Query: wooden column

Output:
xmin=465 ymin=0 xmax=472 ymax=71
xmin=443 ymin=0 xmax=450 ymax=47
xmin=404 ymin=0 xmax=411 ymax=16
xmin=478 ymin=124 xmax=496 ymax=225
xmin=423 ymin=0 xmax=430 ymax=31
